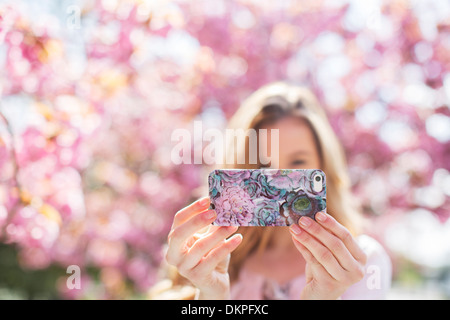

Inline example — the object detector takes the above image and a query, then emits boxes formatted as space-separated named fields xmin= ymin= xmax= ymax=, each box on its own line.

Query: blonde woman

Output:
xmin=163 ymin=82 xmax=392 ymax=300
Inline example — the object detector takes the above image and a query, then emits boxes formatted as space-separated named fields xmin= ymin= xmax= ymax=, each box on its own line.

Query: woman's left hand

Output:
xmin=289 ymin=211 xmax=367 ymax=300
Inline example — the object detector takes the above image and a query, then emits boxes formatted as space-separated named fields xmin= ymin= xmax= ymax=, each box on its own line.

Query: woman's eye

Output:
xmin=291 ymin=160 xmax=306 ymax=166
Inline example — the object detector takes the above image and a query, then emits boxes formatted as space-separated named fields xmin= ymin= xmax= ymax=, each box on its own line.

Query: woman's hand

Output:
xmin=166 ymin=197 xmax=242 ymax=300
xmin=289 ymin=211 xmax=367 ymax=300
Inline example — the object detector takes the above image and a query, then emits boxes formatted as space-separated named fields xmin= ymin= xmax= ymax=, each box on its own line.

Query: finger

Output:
xmin=292 ymin=237 xmax=329 ymax=278
xmin=166 ymin=209 xmax=216 ymax=265
xmin=292 ymin=236 xmax=316 ymax=264
xmin=194 ymin=234 xmax=243 ymax=275
xmin=298 ymin=216 xmax=357 ymax=272
xmin=182 ymin=226 xmax=239 ymax=270
xmin=315 ymin=211 xmax=367 ymax=265
xmin=172 ymin=197 xmax=210 ymax=229
xmin=290 ymin=225 xmax=345 ymax=281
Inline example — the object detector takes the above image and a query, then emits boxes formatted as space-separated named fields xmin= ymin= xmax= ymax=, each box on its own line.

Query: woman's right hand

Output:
xmin=166 ymin=197 xmax=242 ymax=299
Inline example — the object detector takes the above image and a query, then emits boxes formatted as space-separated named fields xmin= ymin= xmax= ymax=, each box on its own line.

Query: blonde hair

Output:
xmin=221 ymin=81 xmax=363 ymax=282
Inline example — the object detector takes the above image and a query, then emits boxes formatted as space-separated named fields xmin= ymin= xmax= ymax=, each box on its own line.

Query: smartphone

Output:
xmin=208 ymin=169 xmax=326 ymax=226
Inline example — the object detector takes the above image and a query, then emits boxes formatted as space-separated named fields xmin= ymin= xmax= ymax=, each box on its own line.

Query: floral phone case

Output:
xmin=208 ymin=169 xmax=326 ymax=226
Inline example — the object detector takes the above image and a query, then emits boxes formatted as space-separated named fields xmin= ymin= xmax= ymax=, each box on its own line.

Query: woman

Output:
xmin=163 ymin=82 xmax=391 ymax=300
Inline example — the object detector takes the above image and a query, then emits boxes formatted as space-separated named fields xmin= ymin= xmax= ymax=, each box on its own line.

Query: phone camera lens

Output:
xmin=312 ymin=174 xmax=324 ymax=193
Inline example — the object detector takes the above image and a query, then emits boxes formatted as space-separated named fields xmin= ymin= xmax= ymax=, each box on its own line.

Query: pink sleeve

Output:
xmin=230 ymin=268 xmax=265 ymax=300
xmin=341 ymin=235 xmax=392 ymax=300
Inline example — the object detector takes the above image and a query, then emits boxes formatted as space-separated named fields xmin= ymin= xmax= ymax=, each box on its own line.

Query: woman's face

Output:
xmin=259 ymin=117 xmax=322 ymax=169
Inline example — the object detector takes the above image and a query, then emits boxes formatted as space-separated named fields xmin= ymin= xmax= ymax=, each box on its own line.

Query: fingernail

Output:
xmin=299 ymin=217 xmax=311 ymax=228
xmin=233 ymin=233 xmax=243 ymax=243
xmin=290 ymin=224 xmax=302 ymax=235
xmin=199 ymin=197 xmax=210 ymax=207
xmin=316 ymin=211 xmax=327 ymax=222
xmin=205 ymin=210 xmax=216 ymax=219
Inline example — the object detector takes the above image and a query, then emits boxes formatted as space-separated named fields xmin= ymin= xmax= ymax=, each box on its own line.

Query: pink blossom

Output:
xmin=213 ymin=185 xmax=255 ymax=226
